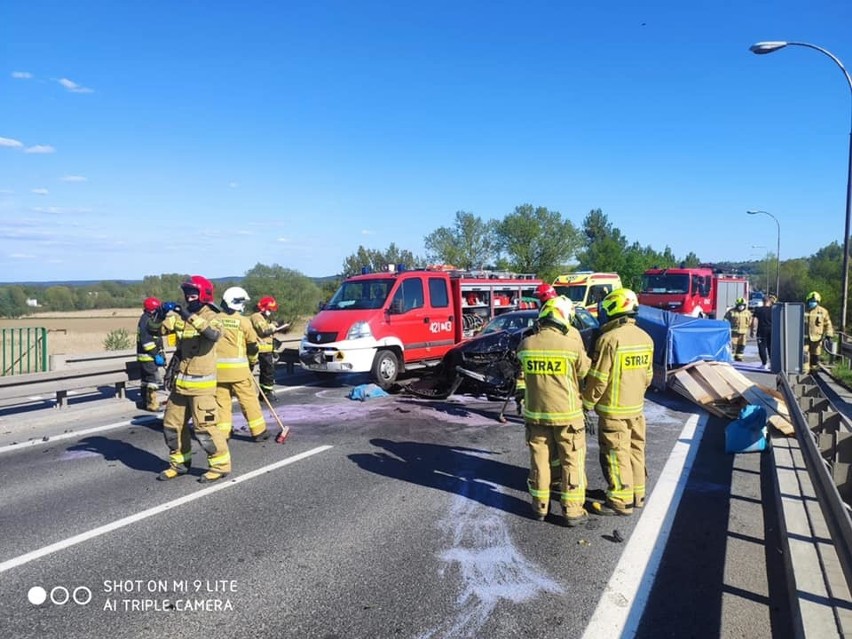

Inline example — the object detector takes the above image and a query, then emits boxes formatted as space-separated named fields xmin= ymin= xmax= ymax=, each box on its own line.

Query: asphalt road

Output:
xmin=0 ymin=372 xmax=758 ymax=639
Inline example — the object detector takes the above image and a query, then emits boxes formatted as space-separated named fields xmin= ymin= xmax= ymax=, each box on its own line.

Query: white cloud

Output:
xmin=60 ymin=175 xmax=87 ymax=183
xmin=9 ymin=253 xmax=36 ymax=259
xmin=0 ymin=137 xmax=24 ymax=148
xmin=361 ymin=229 xmax=375 ymax=235
xmin=11 ymin=71 xmax=32 ymax=79
xmin=236 ymin=230 xmax=251 ymax=236
xmin=31 ymin=188 xmax=49 ymax=195
xmin=228 ymin=181 xmax=239 ymax=189
xmin=31 ymin=206 xmax=93 ymax=215
xmin=57 ymin=78 xmax=94 ymax=94
xmin=276 ymin=237 xmax=290 ymax=243
xmin=24 ymin=145 xmax=55 ymax=154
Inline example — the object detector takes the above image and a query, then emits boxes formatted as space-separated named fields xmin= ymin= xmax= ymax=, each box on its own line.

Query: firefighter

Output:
xmin=216 ymin=287 xmax=270 ymax=441
xmin=724 ymin=297 xmax=752 ymax=362
xmin=583 ymin=288 xmax=654 ymax=516
xmin=534 ymin=283 xmax=557 ymax=306
xmin=750 ymin=294 xmax=776 ymax=370
xmin=517 ymin=296 xmax=591 ymax=526
xmin=805 ymin=291 xmax=835 ymax=373
xmin=136 ymin=297 xmax=166 ymax=412
xmin=249 ymin=295 xmax=287 ymax=402
xmin=158 ymin=275 xmax=231 ymax=483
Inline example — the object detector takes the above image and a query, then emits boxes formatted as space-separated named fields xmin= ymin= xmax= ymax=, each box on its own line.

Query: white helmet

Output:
xmin=223 ymin=286 xmax=250 ymax=313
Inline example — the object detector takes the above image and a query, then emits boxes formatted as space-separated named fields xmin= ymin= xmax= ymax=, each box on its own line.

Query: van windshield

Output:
xmin=326 ymin=279 xmax=394 ymax=310
xmin=640 ymin=274 xmax=690 ymax=294
xmin=554 ymin=285 xmax=587 ymax=303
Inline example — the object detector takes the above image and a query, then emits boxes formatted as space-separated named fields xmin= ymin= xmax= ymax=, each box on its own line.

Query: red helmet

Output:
xmin=181 ymin=275 xmax=215 ymax=303
xmin=143 ymin=297 xmax=161 ymax=313
xmin=257 ymin=296 xmax=278 ymax=312
xmin=534 ymin=284 xmax=557 ymax=303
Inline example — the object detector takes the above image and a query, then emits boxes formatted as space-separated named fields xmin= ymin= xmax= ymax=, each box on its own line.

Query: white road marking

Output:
xmin=581 ymin=412 xmax=708 ymax=639
xmin=0 ymin=417 xmax=160 ymax=456
xmin=0 ymin=445 xmax=332 ymax=574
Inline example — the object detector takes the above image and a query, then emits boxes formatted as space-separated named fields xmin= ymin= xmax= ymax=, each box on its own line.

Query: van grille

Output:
xmin=308 ymin=331 xmax=338 ymax=344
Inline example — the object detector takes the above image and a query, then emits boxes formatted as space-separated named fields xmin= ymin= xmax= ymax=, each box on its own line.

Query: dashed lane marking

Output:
xmin=0 ymin=417 xmax=160 ymax=456
xmin=0 ymin=445 xmax=333 ymax=574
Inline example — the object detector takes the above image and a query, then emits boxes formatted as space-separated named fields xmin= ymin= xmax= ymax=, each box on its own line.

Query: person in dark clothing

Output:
xmin=750 ymin=294 xmax=776 ymax=369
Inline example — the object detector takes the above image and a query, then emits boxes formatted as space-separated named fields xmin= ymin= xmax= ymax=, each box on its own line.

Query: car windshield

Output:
xmin=640 ymin=274 xmax=690 ymax=294
xmin=480 ymin=312 xmax=537 ymax=335
xmin=554 ymin=285 xmax=587 ymax=303
xmin=325 ymin=279 xmax=394 ymax=310
xmin=573 ymin=307 xmax=599 ymax=331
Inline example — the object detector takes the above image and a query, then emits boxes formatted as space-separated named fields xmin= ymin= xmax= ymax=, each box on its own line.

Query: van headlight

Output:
xmin=346 ymin=321 xmax=373 ymax=340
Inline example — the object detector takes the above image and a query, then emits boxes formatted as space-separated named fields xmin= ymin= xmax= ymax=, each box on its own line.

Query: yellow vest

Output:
xmin=517 ymin=325 xmax=590 ymax=426
xmin=583 ymin=317 xmax=653 ymax=418
xmin=174 ymin=306 xmax=222 ymax=396
xmin=216 ymin=312 xmax=260 ymax=383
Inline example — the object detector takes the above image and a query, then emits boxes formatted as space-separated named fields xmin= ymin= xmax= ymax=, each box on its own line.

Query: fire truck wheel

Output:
xmin=372 ymin=349 xmax=399 ymax=390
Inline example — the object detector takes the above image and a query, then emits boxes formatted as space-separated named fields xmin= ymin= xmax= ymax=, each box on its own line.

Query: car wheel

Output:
xmin=371 ymin=349 xmax=399 ymax=390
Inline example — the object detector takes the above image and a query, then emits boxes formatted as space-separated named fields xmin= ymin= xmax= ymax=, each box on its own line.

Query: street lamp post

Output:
xmin=751 ymin=244 xmax=770 ymax=292
xmin=750 ymin=40 xmax=852 ymax=329
xmin=747 ymin=210 xmax=781 ymax=296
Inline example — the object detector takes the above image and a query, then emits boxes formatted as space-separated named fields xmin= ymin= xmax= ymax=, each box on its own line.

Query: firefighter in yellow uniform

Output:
xmin=517 ymin=296 xmax=591 ymax=526
xmin=583 ymin=288 xmax=653 ymax=516
xmin=724 ymin=297 xmax=752 ymax=362
xmin=216 ymin=287 xmax=270 ymax=441
xmin=158 ymin=275 xmax=231 ymax=483
xmin=249 ymin=295 xmax=286 ymax=401
xmin=805 ymin=291 xmax=835 ymax=373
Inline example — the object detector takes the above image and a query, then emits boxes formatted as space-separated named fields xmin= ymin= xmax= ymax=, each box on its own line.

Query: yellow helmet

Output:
xmin=806 ymin=291 xmax=821 ymax=303
xmin=539 ymin=296 xmax=574 ymax=331
xmin=735 ymin=297 xmax=746 ymax=306
xmin=601 ymin=287 xmax=639 ymax=320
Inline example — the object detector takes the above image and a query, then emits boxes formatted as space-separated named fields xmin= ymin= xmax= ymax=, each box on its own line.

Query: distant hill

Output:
xmin=1 ymin=275 xmax=339 ymax=287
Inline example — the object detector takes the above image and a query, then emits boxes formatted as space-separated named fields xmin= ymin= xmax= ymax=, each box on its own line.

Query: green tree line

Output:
xmin=1 ymin=204 xmax=848 ymax=329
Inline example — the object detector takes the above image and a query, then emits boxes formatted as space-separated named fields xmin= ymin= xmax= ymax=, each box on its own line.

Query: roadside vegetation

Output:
xmin=0 ymin=205 xmax=847 ymax=330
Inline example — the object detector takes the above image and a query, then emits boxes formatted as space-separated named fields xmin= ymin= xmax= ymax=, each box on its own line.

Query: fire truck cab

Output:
xmin=299 ymin=266 xmax=542 ymax=389
xmin=638 ymin=267 xmax=748 ymax=319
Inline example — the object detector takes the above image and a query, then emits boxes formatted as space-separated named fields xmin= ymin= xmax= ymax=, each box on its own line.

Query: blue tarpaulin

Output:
xmin=636 ymin=306 xmax=732 ymax=379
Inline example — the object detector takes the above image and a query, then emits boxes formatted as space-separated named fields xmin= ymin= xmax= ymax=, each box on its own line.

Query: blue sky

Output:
xmin=2 ymin=1 xmax=851 ymax=282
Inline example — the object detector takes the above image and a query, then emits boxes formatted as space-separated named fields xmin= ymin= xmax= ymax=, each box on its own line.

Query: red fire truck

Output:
xmin=299 ymin=266 xmax=542 ymax=388
xmin=638 ymin=267 xmax=748 ymax=319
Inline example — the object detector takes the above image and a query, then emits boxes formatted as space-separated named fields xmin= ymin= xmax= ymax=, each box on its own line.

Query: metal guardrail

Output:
xmin=778 ymin=373 xmax=852 ymax=595
xmin=1 ymin=327 xmax=48 ymax=376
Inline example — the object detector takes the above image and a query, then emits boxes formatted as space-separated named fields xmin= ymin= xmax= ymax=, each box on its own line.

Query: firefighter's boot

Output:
xmin=145 ymin=387 xmax=161 ymax=412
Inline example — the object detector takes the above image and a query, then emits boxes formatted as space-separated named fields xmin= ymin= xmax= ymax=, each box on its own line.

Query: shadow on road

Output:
xmin=66 ymin=435 xmax=167 ymax=474
xmin=349 ymin=438 xmax=532 ymax=518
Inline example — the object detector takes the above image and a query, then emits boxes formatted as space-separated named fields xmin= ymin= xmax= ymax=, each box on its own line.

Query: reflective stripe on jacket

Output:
xmin=583 ymin=317 xmax=653 ymax=418
xmin=174 ymin=306 xmax=221 ymax=396
xmin=806 ymin=305 xmax=834 ymax=342
xmin=136 ymin=313 xmax=163 ymax=362
xmin=250 ymin=311 xmax=275 ymax=353
xmin=517 ymin=325 xmax=590 ymax=426
xmin=216 ymin=312 xmax=260 ymax=383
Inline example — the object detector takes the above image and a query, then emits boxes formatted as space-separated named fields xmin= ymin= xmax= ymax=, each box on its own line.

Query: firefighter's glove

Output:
xmin=248 ymin=356 xmax=258 ymax=369
xmin=154 ymin=352 xmax=166 ymax=367
xmin=162 ymin=301 xmax=179 ymax=314
xmin=584 ymin=411 xmax=596 ymax=436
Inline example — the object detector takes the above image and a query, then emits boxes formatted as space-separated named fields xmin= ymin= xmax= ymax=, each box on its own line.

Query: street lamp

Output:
xmin=747 ymin=210 xmax=781 ymax=296
xmin=750 ymin=40 xmax=852 ymax=330
xmin=751 ymin=244 xmax=770 ymax=293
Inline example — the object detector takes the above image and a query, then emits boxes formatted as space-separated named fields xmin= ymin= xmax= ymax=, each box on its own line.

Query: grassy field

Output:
xmin=0 ymin=309 xmax=307 ymax=356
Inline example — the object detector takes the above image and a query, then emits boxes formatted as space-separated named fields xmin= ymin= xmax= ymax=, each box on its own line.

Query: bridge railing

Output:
xmin=1 ymin=327 xmax=49 ymax=376
xmin=778 ymin=372 xmax=852 ymax=602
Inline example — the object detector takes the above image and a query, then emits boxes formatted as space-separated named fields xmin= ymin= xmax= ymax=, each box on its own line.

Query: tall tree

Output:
xmin=242 ymin=263 xmax=323 ymax=324
xmin=423 ymin=211 xmax=498 ymax=269
xmin=495 ymin=204 xmax=581 ymax=281
xmin=341 ymin=243 xmax=421 ymax=278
